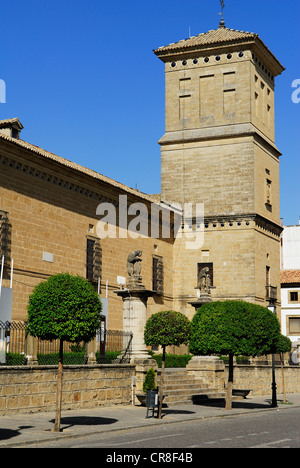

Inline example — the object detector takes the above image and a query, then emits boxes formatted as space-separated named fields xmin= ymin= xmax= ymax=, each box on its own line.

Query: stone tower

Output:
xmin=154 ymin=24 xmax=285 ymax=318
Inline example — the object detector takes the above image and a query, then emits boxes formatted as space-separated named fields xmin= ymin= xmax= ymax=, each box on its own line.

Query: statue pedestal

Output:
xmin=114 ymin=285 xmax=155 ymax=361
xmin=189 ymin=293 xmax=212 ymax=312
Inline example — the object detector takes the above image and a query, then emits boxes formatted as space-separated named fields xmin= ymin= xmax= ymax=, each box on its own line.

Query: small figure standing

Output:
xmin=198 ymin=267 xmax=211 ymax=295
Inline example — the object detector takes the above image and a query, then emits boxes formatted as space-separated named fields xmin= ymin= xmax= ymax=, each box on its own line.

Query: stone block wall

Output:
xmin=0 ymin=364 xmax=135 ymax=416
xmin=224 ymin=364 xmax=300 ymax=396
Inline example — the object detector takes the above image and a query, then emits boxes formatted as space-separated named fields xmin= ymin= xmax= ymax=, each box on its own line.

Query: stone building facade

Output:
xmin=280 ymin=223 xmax=300 ymax=347
xmin=0 ymin=23 xmax=285 ymax=329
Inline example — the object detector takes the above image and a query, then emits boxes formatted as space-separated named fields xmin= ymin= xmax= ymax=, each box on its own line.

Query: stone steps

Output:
xmin=156 ymin=368 xmax=226 ymax=405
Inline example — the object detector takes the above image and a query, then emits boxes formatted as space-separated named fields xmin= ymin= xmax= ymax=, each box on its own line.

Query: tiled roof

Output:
xmin=0 ymin=118 xmax=23 ymax=129
xmin=280 ymin=270 xmax=300 ymax=284
xmin=0 ymin=130 xmax=157 ymax=204
xmin=154 ymin=28 xmax=257 ymax=54
xmin=154 ymin=27 xmax=284 ymax=73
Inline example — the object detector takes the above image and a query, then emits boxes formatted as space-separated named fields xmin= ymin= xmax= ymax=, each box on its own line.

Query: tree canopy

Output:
xmin=144 ymin=310 xmax=191 ymax=348
xmin=189 ymin=300 xmax=281 ymax=358
xmin=27 ymin=273 xmax=102 ymax=343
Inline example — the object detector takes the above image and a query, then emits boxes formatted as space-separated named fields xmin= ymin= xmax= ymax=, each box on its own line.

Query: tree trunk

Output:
xmin=53 ymin=339 xmax=64 ymax=432
xmin=158 ymin=346 xmax=166 ymax=419
xmin=225 ymin=353 xmax=234 ymax=410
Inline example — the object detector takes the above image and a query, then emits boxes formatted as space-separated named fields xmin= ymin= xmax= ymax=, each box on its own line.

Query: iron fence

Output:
xmin=0 ymin=321 xmax=27 ymax=365
xmin=96 ymin=329 xmax=133 ymax=364
xmin=0 ymin=321 xmax=132 ymax=366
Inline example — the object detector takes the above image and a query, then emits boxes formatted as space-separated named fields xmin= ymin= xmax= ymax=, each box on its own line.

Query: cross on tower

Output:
xmin=219 ymin=0 xmax=226 ymax=28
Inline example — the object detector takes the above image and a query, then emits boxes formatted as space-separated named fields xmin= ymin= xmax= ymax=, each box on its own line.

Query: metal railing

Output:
xmin=0 ymin=321 xmax=132 ymax=366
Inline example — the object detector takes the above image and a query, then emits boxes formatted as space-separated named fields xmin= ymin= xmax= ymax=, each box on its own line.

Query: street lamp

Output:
xmin=267 ymin=300 xmax=277 ymax=408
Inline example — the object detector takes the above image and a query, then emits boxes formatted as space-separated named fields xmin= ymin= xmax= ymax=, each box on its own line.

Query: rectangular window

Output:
xmin=153 ymin=255 xmax=163 ymax=295
xmin=255 ymin=92 xmax=259 ymax=116
xmin=86 ymin=237 xmax=102 ymax=284
xmin=265 ymin=179 xmax=272 ymax=206
xmin=0 ymin=211 xmax=11 ymax=266
xmin=288 ymin=317 xmax=300 ymax=334
xmin=265 ymin=266 xmax=277 ymax=301
xmin=289 ymin=291 xmax=299 ymax=303
xmin=266 ymin=266 xmax=270 ymax=286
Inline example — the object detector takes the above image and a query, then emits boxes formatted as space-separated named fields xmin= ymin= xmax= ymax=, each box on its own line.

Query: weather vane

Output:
xmin=218 ymin=0 xmax=226 ymax=28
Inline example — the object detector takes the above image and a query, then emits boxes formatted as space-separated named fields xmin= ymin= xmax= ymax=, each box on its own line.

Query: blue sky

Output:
xmin=0 ymin=0 xmax=299 ymax=226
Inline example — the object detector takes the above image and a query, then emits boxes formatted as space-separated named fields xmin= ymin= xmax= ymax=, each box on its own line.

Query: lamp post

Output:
xmin=267 ymin=300 xmax=277 ymax=408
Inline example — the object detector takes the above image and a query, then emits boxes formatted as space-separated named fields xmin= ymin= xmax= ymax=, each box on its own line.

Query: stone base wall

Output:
xmin=1 ymin=363 xmax=299 ymax=416
xmin=0 ymin=365 xmax=135 ymax=416
xmin=225 ymin=365 xmax=300 ymax=396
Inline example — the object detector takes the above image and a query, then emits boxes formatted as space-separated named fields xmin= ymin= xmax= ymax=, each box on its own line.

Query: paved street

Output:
xmin=13 ymin=405 xmax=300 ymax=449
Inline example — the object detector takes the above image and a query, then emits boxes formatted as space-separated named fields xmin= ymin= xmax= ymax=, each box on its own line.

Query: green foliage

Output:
xmin=219 ymin=355 xmax=250 ymax=364
xmin=143 ymin=368 xmax=157 ymax=392
xmin=190 ymin=300 xmax=281 ymax=358
xmin=144 ymin=310 xmax=191 ymax=348
xmin=27 ymin=273 xmax=102 ymax=343
xmin=273 ymin=333 xmax=292 ymax=355
xmin=95 ymin=350 xmax=121 ymax=363
xmin=69 ymin=343 xmax=85 ymax=353
xmin=151 ymin=353 xmax=193 ymax=368
xmin=2 ymin=353 xmax=25 ymax=366
xmin=37 ymin=352 xmax=86 ymax=365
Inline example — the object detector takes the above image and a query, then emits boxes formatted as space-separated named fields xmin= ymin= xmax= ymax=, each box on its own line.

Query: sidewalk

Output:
xmin=1 ymin=393 xmax=300 ymax=448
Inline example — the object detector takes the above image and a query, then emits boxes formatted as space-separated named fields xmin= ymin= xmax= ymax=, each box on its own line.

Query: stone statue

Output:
xmin=198 ymin=267 xmax=211 ymax=295
xmin=127 ymin=250 xmax=142 ymax=277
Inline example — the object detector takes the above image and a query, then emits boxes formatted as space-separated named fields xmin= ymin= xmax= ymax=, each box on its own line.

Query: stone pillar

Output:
xmin=85 ymin=338 xmax=97 ymax=364
xmin=186 ymin=356 xmax=225 ymax=390
xmin=25 ymin=334 xmax=38 ymax=366
xmin=115 ymin=287 xmax=155 ymax=361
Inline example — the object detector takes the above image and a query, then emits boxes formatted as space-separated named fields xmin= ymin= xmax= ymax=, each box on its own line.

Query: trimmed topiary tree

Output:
xmin=27 ymin=273 xmax=102 ymax=431
xmin=189 ymin=300 xmax=284 ymax=410
xmin=144 ymin=310 xmax=191 ymax=418
xmin=143 ymin=367 xmax=157 ymax=393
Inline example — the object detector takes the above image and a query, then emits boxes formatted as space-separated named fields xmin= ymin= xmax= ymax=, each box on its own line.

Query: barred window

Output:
xmin=0 ymin=211 xmax=11 ymax=265
xmin=153 ymin=255 xmax=163 ymax=295
xmin=86 ymin=237 xmax=102 ymax=284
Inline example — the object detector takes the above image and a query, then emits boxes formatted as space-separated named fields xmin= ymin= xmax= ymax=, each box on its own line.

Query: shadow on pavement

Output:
xmin=160 ymin=409 xmax=196 ymax=419
xmin=191 ymin=397 xmax=270 ymax=409
xmin=0 ymin=426 xmax=33 ymax=441
xmin=162 ymin=409 xmax=196 ymax=415
xmin=49 ymin=416 xmax=118 ymax=430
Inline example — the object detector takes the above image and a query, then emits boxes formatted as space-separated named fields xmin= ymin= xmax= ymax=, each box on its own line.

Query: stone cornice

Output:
xmin=200 ymin=213 xmax=282 ymax=237
xmin=158 ymin=123 xmax=281 ymax=158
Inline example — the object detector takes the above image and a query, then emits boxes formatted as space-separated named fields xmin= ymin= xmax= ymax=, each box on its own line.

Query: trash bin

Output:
xmin=146 ymin=389 xmax=159 ymax=418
